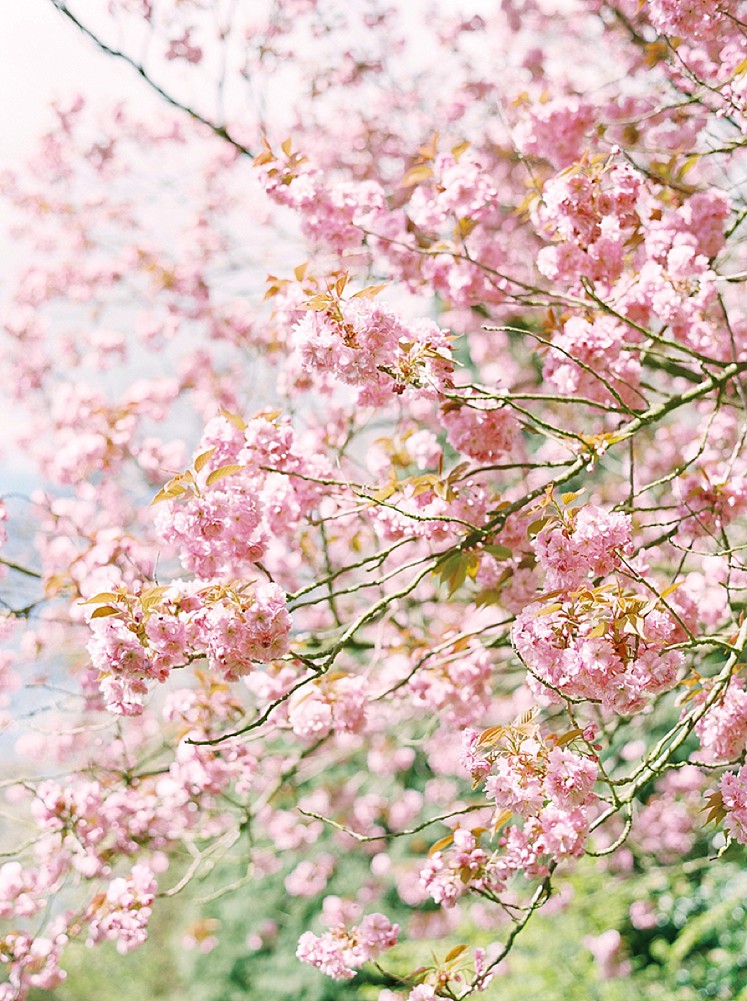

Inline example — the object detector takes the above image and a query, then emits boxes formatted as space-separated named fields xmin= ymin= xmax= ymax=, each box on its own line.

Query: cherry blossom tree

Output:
xmin=2 ymin=0 xmax=747 ymax=996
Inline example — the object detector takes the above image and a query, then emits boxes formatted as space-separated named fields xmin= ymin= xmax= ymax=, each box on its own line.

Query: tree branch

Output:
xmin=47 ymin=1 xmax=254 ymax=158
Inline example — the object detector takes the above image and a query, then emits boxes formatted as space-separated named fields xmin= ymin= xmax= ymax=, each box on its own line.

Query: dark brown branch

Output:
xmin=48 ymin=1 xmax=254 ymax=158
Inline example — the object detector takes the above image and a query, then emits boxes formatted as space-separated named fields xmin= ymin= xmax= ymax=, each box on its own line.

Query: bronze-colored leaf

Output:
xmin=90 ymin=605 xmax=119 ymax=619
xmin=206 ymin=464 xmax=245 ymax=487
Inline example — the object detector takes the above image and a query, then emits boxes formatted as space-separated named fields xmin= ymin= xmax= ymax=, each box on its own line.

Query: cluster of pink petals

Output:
xmin=441 ymin=400 xmax=517 ymax=462
xmin=87 ymin=580 xmax=291 ymax=713
xmin=296 ymin=913 xmax=398 ymax=980
xmin=256 ymin=149 xmax=387 ymax=253
xmin=407 ymin=647 xmax=493 ymax=727
xmin=674 ymin=470 xmax=747 ymax=538
xmin=648 ymin=0 xmax=727 ymax=40
xmin=407 ymin=151 xmax=501 ymax=229
xmin=533 ymin=504 xmax=634 ymax=589
xmin=543 ymin=315 xmax=643 ymax=407
xmin=631 ymin=767 xmax=703 ymax=863
xmin=156 ymin=483 xmax=266 ymax=579
xmin=535 ymin=163 xmax=641 ymax=287
xmin=514 ymin=96 xmax=596 ymax=169
xmin=154 ymin=412 xmax=331 ymax=578
xmin=721 ymin=764 xmax=747 ymax=844
xmin=0 ymin=859 xmax=66 ymax=920
xmin=85 ymin=863 xmax=157 ymax=954
xmin=287 ymin=674 xmax=369 ymax=739
xmin=513 ymin=595 xmax=682 ymax=714
xmin=0 ymin=920 xmax=68 ymax=1000
xmin=420 ymin=828 xmax=492 ymax=908
xmin=483 ymin=731 xmax=598 ymax=872
xmin=424 ymin=729 xmax=599 ymax=907
xmin=195 ymin=582 xmax=292 ymax=680
xmin=694 ymin=678 xmax=747 ymax=761
xmin=292 ymin=299 xmax=453 ymax=405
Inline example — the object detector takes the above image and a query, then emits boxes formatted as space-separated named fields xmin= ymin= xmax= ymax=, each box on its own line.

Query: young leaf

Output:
xmin=428 ymin=834 xmax=454 ymax=856
xmin=151 ymin=482 xmax=187 ymax=505
xmin=90 ymin=605 xmax=120 ymax=619
xmin=206 ymin=464 xmax=245 ymax=487
xmin=477 ymin=725 xmax=505 ymax=747
xmin=483 ymin=543 xmax=513 ymax=560
xmin=194 ymin=447 xmax=216 ymax=473
xmin=351 ymin=284 xmax=388 ymax=300
xmin=80 ymin=592 xmax=121 ymax=606
xmin=527 ymin=516 xmax=551 ymax=538
xmin=219 ymin=408 xmax=247 ymax=431
xmin=444 ymin=944 xmax=468 ymax=965
xmin=401 ymin=164 xmax=434 ymax=187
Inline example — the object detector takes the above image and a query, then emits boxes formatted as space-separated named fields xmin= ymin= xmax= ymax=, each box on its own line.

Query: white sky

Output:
xmin=0 ymin=0 xmax=142 ymax=484
xmin=0 ymin=0 xmax=145 ymax=168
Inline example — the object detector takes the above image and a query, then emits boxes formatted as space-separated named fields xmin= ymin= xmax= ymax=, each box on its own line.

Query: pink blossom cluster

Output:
xmin=452 ymin=729 xmax=597 ymax=887
xmin=284 ymin=855 xmax=335 ymax=897
xmin=194 ymin=581 xmax=292 ymax=680
xmin=648 ymin=0 xmax=727 ymax=40
xmin=535 ymin=162 xmax=641 ymax=288
xmin=613 ymin=189 xmax=730 ymax=357
xmin=644 ymin=189 xmax=729 ymax=262
xmin=497 ymin=803 xmax=592 ymax=877
xmin=532 ymin=504 xmax=634 ymax=589
xmin=155 ymin=480 xmax=266 ymax=578
xmin=0 ymin=859 xmax=65 ymax=920
xmin=721 ymin=764 xmax=747 ymax=844
xmin=441 ymin=399 xmax=517 ymax=462
xmin=674 ymin=469 xmax=747 ymax=538
xmin=420 ymin=828 xmax=491 ymax=907
xmin=631 ymin=767 xmax=703 ymax=863
xmin=694 ymin=678 xmax=747 ymax=761
xmin=407 ymin=646 xmax=493 ymax=727
xmin=31 ymin=779 xmax=171 ymax=875
xmin=0 ymin=920 xmax=68 ymax=1000
xmin=407 ymin=151 xmax=501 ymax=230
xmin=623 ymin=247 xmax=719 ymax=356
xmin=291 ymin=298 xmax=453 ymax=406
xmin=154 ymin=412 xmax=332 ymax=577
xmin=255 ymin=146 xmax=387 ymax=253
xmin=514 ymin=96 xmax=596 ymax=169
xmin=543 ymin=315 xmax=643 ymax=407
xmin=287 ymin=674 xmax=369 ymax=739
xmin=85 ymin=863 xmax=157 ymax=953
xmin=296 ymin=912 xmax=399 ymax=980
xmin=513 ymin=591 xmax=682 ymax=713
xmin=87 ymin=580 xmax=292 ymax=712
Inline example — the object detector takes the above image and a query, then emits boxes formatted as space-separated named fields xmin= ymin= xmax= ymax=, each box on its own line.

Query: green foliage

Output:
xmin=35 ymin=847 xmax=747 ymax=1001
xmin=29 ymin=891 xmax=187 ymax=1001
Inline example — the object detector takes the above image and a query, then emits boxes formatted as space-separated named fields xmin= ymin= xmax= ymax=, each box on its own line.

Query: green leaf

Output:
xmin=527 ymin=516 xmax=551 ymax=538
xmin=483 ymin=543 xmax=513 ymax=560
